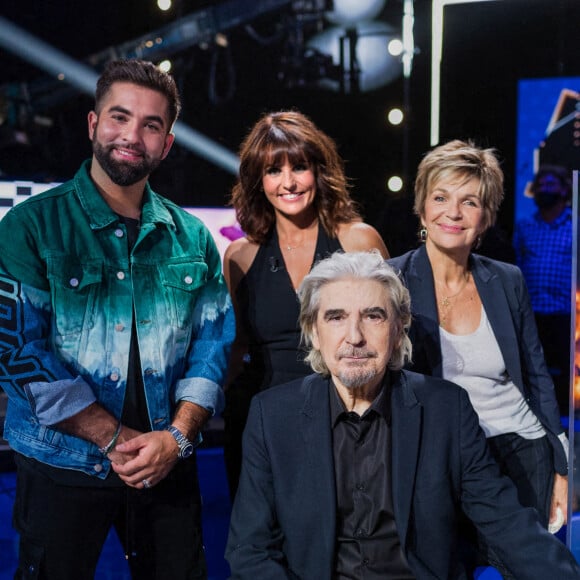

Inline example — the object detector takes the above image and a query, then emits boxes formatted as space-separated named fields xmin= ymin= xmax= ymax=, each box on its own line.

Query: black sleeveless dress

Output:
xmin=223 ymin=225 xmax=342 ymax=496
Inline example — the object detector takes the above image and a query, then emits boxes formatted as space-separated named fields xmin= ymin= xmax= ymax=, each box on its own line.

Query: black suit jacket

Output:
xmin=388 ymin=245 xmax=566 ymax=474
xmin=226 ymin=371 xmax=580 ymax=579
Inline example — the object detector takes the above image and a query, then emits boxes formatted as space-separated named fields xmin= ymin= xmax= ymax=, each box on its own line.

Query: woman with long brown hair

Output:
xmin=223 ymin=110 xmax=388 ymax=497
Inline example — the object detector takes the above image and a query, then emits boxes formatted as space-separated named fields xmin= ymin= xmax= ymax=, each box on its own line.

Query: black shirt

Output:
xmin=330 ymin=379 xmax=415 ymax=579
xmin=118 ymin=215 xmax=150 ymax=434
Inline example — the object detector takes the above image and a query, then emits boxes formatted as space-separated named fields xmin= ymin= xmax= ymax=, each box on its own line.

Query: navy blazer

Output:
xmin=226 ymin=371 xmax=580 ymax=579
xmin=388 ymin=245 xmax=566 ymax=474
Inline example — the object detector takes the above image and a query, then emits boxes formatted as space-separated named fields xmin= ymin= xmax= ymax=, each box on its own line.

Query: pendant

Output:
xmin=441 ymin=297 xmax=450 ymax=308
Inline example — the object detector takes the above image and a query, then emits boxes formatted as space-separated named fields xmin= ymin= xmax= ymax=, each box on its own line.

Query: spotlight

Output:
xmin=159 ymin=60 xmax=172 ymax=73
xmin=306 ymin=21 xmax=402 ymax=92
xmin=387 ymin=175 xmax=403 ymax=192
xmin=388 ymin=38 xmax=403 ymax=56
xmin=157 ymin=0 xmax=171 ymax=11
xmin=326 ymin=0 xmax=387 ymax=25
xmin=387 ymin=108 xmax=404 ymax=125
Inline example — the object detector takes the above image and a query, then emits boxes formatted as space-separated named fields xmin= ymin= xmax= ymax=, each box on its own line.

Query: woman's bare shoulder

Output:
xmin=336 ymin=222 xmax=390 ymax=258
xmin=223 ymin=237 xmax=260 ymax=288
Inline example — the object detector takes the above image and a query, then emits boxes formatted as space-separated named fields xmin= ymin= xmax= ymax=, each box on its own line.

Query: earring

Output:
xmin=419 ymin=227 xmax=428 ymax=242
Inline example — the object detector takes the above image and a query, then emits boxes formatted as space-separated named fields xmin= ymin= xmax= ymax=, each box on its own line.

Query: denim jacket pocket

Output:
xmin=46 ymin=258 xmax=103 ymax=336
xmin=159 ymin=260 xmax=208 ymax=329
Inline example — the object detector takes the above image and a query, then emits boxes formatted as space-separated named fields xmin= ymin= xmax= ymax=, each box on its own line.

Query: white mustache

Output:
xmin=337 ymin=348 xmax=376 ymax=359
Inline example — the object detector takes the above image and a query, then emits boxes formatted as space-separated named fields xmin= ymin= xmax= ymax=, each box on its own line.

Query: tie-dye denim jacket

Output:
xmin=0 ymin=160 xmax=234 ymax=478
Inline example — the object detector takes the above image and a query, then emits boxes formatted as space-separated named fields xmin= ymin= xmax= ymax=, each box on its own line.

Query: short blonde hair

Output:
xmin=298 ymin=250 xmax=412 ymax=375
xmin=414 ymin=140 xmax=504 ymax=233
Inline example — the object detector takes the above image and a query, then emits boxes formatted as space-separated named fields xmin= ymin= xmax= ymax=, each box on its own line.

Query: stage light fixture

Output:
xmin=388 ymin=38 xmax=403 ymax=56
xmin=157 ymin=0 xmax=172 ymax=11
xmin=159 ymin=59 xmax=172 ymax=72
xmin=326 ymin=0 xmax=387 ymax=25
xmin=387 ymin=108 xmax=403 ymax=125
xmin=306 ymin=20 xmax=402 ymax=93
xmin=387 ymin=175 xmax=403 ymax=192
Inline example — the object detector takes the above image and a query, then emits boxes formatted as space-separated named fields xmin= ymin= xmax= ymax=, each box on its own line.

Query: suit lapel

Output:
xmin=471 ymin=256 xmax=523 ymax=386
xmin=390 ymin=371 xmax=422 ymax=552
xmin=298 ymin=373 xmax=425 ymax=557
xmin=405 ymin=246 xmax=444 ymax=376
xmin=299 ymin=375 xmax=337 ymax=556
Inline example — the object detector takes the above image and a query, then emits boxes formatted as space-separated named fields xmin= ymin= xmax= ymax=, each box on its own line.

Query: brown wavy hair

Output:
xmin=231 ymin=110 xmax=361 ymax=244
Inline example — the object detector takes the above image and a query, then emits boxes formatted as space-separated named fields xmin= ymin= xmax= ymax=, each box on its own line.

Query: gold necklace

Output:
xmin=435 ymin=273 xmax=470 ymax=326
xmin=278 ymin=219 xmax=318 ymax=252
xmin=283 ymin=242 xmax=303 ymax=251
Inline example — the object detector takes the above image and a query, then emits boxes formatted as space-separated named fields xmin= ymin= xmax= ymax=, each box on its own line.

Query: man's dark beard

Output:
xmin=92 ymin=139 xmax=161 ymax=186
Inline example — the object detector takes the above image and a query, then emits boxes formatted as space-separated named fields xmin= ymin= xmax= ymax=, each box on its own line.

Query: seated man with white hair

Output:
xmin=226 ymin=250 xmax=580 ymax=579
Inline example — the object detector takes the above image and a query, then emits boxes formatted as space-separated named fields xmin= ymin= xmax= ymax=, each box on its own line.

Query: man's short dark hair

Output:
xmin=95 ymin=59 xmax=181 ymax=128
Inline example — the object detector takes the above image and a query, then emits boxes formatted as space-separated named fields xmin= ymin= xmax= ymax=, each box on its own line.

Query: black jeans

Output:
xmin=12 ymin=454 xmax=207 ymax=580
xmin=462 ymin=433 xmax=554 ymax=580
xmin=487 ymin=432 xmax=553 ymax=527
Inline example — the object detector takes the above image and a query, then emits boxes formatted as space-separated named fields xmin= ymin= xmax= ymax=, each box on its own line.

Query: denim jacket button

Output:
xmin=109 ymin=372 xmax=119 ymax=382
xmin=114 ymin=228 xmax=124 ymax=238
xmin=184 ymin=275 xmax=193 ymax=285
xmin=69 ymin=277 xmax=80 ymax=288
xmin=114 ymin=323 xmax=124 ymax=332
xmin=94 ymin=463 xmax=103 ymax=473
xmin=116 ymin=271 xmax=125 ymax=280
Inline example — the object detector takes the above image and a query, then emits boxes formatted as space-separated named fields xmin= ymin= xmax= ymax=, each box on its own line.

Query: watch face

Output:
xmin=181 ymin=444 xmax=194 ymax=459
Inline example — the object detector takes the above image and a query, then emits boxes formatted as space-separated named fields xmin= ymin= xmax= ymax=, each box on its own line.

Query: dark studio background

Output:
xmin=1 ymin=3 xmax=580 ymax=577
xmin=0 ymin=0 xmax=579 ymax=257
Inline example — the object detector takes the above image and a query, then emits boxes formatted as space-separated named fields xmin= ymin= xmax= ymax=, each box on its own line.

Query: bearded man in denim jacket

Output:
xmin=0 ymin=59 xmax=234 ymax=579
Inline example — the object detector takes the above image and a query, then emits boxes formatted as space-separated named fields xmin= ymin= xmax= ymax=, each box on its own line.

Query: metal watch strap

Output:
xmin=166 ymin=425 xmax=194 ymax=459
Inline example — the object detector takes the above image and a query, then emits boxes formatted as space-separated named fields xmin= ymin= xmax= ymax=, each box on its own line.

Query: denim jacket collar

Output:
xmin=74 ymin=159 xmax=176 ymax=231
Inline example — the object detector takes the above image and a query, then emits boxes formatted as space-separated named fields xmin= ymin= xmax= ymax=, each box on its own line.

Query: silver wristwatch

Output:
xmin=166 ymin=425 xmax=195 ymax=459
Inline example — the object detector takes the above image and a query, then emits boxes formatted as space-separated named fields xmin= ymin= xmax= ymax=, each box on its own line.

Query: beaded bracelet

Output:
xmin=99 ymin=422 xmax=122 ymax=456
